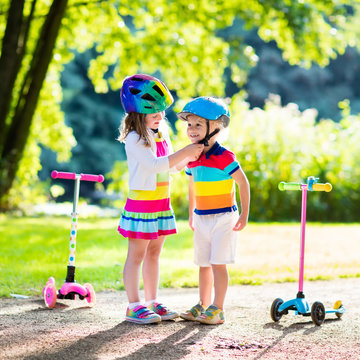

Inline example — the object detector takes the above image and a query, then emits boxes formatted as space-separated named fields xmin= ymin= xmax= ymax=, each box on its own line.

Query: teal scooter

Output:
xmin=270 ymin=176 xmax=345 ymax=326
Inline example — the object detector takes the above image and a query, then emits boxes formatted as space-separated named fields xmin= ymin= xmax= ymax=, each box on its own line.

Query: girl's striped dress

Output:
xmin=118 ymin=133 xmax=177 ymax=240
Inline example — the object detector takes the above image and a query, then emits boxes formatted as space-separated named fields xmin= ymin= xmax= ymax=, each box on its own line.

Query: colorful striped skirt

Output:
xmin=118 ymin=196 xmax=177 ymax=240
xmin=118 ymin=135 xmax=177 ymax=240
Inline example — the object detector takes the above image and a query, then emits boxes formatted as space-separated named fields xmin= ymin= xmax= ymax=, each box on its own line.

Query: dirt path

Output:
xmin=1 ymin=278 xmax=360 ymax=359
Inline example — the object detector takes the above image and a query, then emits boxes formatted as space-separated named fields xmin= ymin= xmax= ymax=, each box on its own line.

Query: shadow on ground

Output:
xmin=23 ymin=321 xmax=213 ymax=360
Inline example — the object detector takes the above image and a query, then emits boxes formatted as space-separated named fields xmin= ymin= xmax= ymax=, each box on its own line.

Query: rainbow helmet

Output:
xmin=121 ymin=74 xmax=174 ymax=114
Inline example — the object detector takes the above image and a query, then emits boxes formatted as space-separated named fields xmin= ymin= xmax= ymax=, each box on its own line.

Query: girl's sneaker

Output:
xmin=148 ymin=302 xmax=179 ymax=320
xmin=126 ymin=305 xmax=161 ymax=324
xmin=180 ymin=303 xmax=205 ymax=321
xmin=196 ymin=304 xmax=225 ymax=324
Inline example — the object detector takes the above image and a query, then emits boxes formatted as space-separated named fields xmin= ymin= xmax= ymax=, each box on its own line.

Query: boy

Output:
xmin=177 ymin=96 xmax=250 ymax=324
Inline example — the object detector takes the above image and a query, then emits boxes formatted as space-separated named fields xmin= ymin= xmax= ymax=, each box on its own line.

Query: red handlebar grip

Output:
xmin=51 ymin=170 xmax=76 ymax=180
xmin=80 ymin=173 xmax=104 ymax=183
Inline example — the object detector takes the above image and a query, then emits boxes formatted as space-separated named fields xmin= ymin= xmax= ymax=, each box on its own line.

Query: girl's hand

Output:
xmin=233 ymin=212 xmax=248 ymax=231
xmin=186 ymin=144 xmax=204 ymax=161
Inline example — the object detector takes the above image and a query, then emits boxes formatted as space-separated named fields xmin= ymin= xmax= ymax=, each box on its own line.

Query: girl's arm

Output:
xmin=231 ymin=168 xmax=250 ymax=231
xmin=126 ymin=132 xmax=203 ymax=173
xmin=168 ymin=145 xmax=203 ymax=169
xmin=188 ymin=176 xmax=196 ymax=231
xmin=161 ymin=126 xmax=203 ymax=171
xmin=174 ymin=157 xmax=192 ymax=171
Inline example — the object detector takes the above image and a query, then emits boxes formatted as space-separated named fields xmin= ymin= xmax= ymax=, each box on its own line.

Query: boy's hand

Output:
xmin=233 ymin=212 xmax=248 ymax=231
xmin=189 ymin=213 xmax=194 ymax=231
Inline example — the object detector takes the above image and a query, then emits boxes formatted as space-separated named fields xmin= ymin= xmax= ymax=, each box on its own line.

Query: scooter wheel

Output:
xmin=334 ymin=300 xmax=344 ymax=319
xmin=44 ymin=283 xmax=57 ymax=309
xmin=335 ymin=309 xmax=344 ymax=319
xmin=84 ymin=283 xmax=96 ymax=307
xmin=271 ymin=298 xmax=284 ymax=322
xmin=311 ymin=301 xmax=325 ymax=326
xmin=42 ymin=277 xmax=56 ymax=295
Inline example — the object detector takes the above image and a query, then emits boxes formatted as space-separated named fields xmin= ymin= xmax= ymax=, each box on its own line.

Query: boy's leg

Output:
xmin=211 ymin=264 xmax=228 ymax=310
xmin=142 ymin=235 xmax=165 ymax=301
xmin=199 ymin=266 xmax=213 ymax=308
xmin=123 ymin=238 xmax=149 ymax=303
xmin=195 ymin=264 xmax=227 ymax=324
xmin=180 ymin=267 xmax=211 ymax=321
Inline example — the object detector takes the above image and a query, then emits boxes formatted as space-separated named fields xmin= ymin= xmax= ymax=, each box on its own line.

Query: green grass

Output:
xmin=1 ymin=216 xmax=360 ymax=297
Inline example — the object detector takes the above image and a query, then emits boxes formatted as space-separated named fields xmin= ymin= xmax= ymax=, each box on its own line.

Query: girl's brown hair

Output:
xmin=118 ymin=112 xmax=152 ymax=147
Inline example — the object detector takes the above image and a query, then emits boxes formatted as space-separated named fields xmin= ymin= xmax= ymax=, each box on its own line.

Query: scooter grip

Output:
xmin=278 ymin=182 xmax=301 ymax=191
xmin=80 ymin=173 xmax=104 ymax=183
xmin=312 ymin=183 xmax=332 ymax=192
xmin=51 ymin=170 xmax=76 ymax=180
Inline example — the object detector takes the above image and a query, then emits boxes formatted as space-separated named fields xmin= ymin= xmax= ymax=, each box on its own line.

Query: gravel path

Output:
xmin=1 ymin=278 xmax=360 ymax=359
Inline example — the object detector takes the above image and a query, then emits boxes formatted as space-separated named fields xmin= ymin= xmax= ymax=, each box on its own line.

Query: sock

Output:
xmin=128 ymin=301 xmax=142 ymax=310
xmin=145 ymin=299 xmax=157 ymax=307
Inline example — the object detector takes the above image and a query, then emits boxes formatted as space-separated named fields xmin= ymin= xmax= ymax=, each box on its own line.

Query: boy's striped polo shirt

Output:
xmin=185 ymin=142 xmax=240 ymax=215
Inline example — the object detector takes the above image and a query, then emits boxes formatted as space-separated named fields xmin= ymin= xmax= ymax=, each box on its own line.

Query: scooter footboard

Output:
xmin=279 ymin=298 xmax=310 ymax=315
xmin=59 ymin=282 xmax=88 ymax=297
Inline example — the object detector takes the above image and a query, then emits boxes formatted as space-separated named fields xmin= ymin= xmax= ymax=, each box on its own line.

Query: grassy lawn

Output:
xmin=1 ymin=216 xmax=360 ymax=297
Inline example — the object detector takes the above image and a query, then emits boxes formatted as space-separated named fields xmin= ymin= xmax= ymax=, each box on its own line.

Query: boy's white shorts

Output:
xmin=193 ymin=211 xmax=239 ymax=266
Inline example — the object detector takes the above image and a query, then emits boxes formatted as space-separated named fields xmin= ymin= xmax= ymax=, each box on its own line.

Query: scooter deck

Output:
xmin=279 ymin=297 xmax=345 ymax=316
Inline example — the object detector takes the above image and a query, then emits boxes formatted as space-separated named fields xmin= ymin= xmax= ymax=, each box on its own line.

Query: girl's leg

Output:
xmin=123 ymin=238 xmax=149 ymax=303
xmin=199 ymin=266 xmax=213 ymax=308
xmin=142 ymin=235 xmax=165 ymax=302
xmin=211 ymin=264 xmax=228 ymax=309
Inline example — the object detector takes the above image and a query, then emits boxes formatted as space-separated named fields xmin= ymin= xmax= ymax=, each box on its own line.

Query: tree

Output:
xmin=0 ymin=0 xmax=358 ymax=209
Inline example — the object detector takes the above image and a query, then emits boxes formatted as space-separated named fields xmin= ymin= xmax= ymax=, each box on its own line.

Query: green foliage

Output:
xmin=39 ymin=50 xmax=126 ymax=201
xmin=231 ymin=95 xmax=360 ymax=221
xmin=106 ymin=160 xmax=129 ymax=208
xmin=1 ymin=0 xmax=360 ymax=210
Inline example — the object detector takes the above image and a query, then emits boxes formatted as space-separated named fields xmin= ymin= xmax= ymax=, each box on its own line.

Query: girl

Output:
xmin=118 ymin=74 xmax=204 ymax=324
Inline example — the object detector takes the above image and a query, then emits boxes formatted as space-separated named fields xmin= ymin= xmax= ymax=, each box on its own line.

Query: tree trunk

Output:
xmin=0 ymin=0 xmax=37 ymax=150
xmin=0 ymin=0 xmax=68 ymax=209
xmin=0 ymin=0 xmax=26 ymax=148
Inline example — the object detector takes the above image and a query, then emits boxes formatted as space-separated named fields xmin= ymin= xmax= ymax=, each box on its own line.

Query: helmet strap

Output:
xmin=198 ymin=120 xmax=220 ymax=146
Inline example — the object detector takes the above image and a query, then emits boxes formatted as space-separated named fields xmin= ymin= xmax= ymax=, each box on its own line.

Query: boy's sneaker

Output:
xmin=126 ymin=305 xmax=161 ymax=324
xmin=180 ymin=303 xmax=205 ymax=321
xmin=196 ymin=304 xmax=225 ymax=324
xmin=148 ymin=302 xmax=179 ymax=320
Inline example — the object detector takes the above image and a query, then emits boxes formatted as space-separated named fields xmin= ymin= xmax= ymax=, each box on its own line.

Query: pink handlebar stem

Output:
xmin=51 ymin=170 xmax=104 ymax=183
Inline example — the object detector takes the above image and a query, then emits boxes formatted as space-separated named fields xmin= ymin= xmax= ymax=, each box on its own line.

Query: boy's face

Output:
xmin=145 ymin=111 xmax=165 ymax=129
xmin=186 ymin=115 xmax=207 ymax=143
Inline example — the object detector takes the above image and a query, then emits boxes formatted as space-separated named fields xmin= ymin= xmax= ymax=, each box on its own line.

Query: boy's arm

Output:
xmin=188 ymin=176 xmax=196 ymax=231
xmin=231 ymin=167 xmax=250 ymax=231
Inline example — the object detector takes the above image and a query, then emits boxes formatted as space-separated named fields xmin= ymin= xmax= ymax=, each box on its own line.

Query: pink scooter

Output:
xmin=270 ymin=176 xmax=345 ymax=326
xmin=43 ymin=170 xmax=104 ymax=309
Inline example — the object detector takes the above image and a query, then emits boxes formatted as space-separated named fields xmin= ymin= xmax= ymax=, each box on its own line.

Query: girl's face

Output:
xmin=186 ymin=114 xmax=207 ymax=143
xmin=145 ymin=111 xmax=165 ymax=129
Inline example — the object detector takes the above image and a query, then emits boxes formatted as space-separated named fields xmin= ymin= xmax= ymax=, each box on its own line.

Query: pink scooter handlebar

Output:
xmin=51 ymin=170 xmax=104 ymax=183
